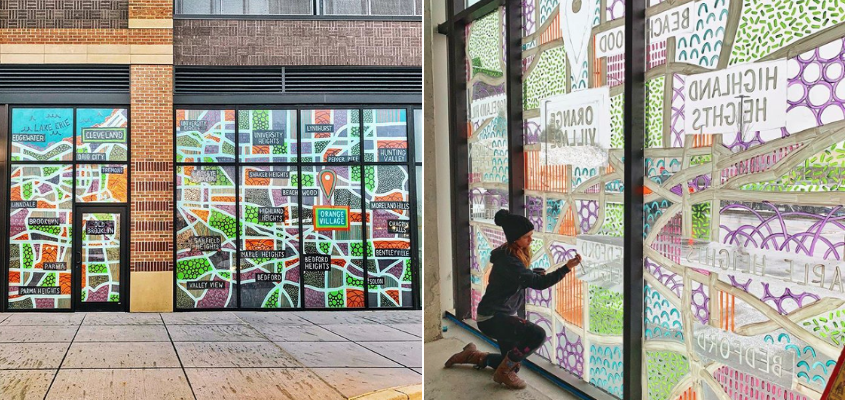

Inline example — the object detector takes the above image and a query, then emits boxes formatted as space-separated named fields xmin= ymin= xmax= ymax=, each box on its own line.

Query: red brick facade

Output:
xmin=0 ymin=28 xmax=172 ymax=44
xmin=129 ymin=67 xmax=174 ymax=272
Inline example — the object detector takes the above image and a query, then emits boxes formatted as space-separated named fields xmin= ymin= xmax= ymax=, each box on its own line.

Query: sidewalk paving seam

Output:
xmin=161 ymin=313 xmax=199 ymax=400
xmin=42 ymin=313 xmax=86 ymax=400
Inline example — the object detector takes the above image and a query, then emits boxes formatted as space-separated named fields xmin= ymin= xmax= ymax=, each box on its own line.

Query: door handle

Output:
xmin=76 ymin=252 xmax=82 ymax=269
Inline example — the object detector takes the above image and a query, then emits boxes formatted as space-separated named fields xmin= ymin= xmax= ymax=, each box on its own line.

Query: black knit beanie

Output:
xmin=494 ymin=209 xmax=535 ymax=243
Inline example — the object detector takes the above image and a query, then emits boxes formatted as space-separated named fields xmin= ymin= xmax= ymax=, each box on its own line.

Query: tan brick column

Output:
xmin=129 ymin=65 xmax=174 ymax=312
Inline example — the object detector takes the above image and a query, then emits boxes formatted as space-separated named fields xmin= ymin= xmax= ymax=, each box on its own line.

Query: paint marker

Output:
xmin=319 ymin=170 xmax=337 ymax=199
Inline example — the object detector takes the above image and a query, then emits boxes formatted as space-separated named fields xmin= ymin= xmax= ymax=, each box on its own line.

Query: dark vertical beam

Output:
xmin=0 ymin=104 xmax=7 ymax=312
xmin=505 ymin=0 xmax=524 ymax=215
xmin=623 ymin=0 xmax=646 ymax=399
xmin=446 ymin=0 xmax=473 ymax=319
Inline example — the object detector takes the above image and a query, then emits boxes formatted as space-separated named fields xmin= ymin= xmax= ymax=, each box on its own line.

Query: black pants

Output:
xmin=477 ymin=314 xmax=546 ymax=367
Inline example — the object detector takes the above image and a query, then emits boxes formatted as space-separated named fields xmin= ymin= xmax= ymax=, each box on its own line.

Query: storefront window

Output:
xmin=175 ymin=107 xmax=419 ymax=310
xmin=175 ymin=165 xmax=238 ymax=309
xmin=11 ymin=108 xmax=73 ymax=162
xmin=6 ymin=107 xmax=130 ymax=310
xmin=239 ymin=165 xmax=300 ymax=308
xmin=175 ymin=109 xmax=236 ymax=163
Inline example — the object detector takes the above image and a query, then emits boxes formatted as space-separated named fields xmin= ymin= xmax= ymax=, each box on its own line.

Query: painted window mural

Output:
xmin=642 ymin=1 xmax=845 ymax=399
xmin=175 ymin=165 xmax=239 ymax=309
xmin=7 ymin=108 xmax=129 ymax=310
xmin=522 ymin=0 xmax=625 ymax=396
xmin=466 ymin=7 xmax=511 ymax=320
xmin=175 ymin=107 xmax=418 ymax=310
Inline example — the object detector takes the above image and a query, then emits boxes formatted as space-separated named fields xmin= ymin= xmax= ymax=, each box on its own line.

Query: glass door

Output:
xmin=73 ymin=206 xmax=127 ymax=311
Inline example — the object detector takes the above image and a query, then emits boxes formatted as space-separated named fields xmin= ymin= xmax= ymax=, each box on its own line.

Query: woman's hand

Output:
xmin=566 ymin=254 xmax=582 ymax=271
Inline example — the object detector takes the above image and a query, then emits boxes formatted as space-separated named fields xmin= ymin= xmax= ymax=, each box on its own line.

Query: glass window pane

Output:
xmin=238 ymin=109 xmax=297 ymax=163
xmin=364 ymin=109 xmax=408 ymax=163
xmin=76 ymin=108 xmax=128 ymax=162
xmin=467 ymin=10 xmax=508 ymax=226
xmin=267 ymin=0 xmax=312 ymax=14
xmin=369 ymin=0 xmax=414 ymax=16
xmin=365 ymin=165 xmax=413 ymax=308
xmin=300 ymin=109 xmax=361 ymax=163
xmin=176 ymin=109 xmax=236 ymax=163
xmin=11 ymin=108 xmax=74 ymax=162
xmin=175 ymin=165 xmax=238 ymax=309
xmin=8 ymin=164 xmax=74 ymax=310
xmin=322 ymin=0 xmax=367 ymax=15
xmin=221 ymin=0 xmax=244 ymax=13
xmin=75 ymin=164 xmax=128 ymax=203
xmin=300 ymin=165 xmax=365 ymax=308
xmin=239 ymin=165 xmax=301 ymax=309
xmin=414 ymin=109 xmax=422 ymax=161
xmin=178 ymin=0 xmax=212 ymax=14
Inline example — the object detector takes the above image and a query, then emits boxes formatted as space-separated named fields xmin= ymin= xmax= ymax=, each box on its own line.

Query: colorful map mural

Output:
xmin=176 ymin=165 xmax=238 ymax=308
xmin=174 ymin=108 xmax=416 ymax=310
xmin=640 ymin=0 xmax=845 ymax=398
xmin=239 ymin=165 xmax=300 ymax=308
xmin=80 ymin=213 xmax=122 ymax=303
xmin=465 ymin=1 xmax=845 ymax=399
xmin=8 ymin=164 xmax=73 ymax=309
xmin=7 ymin=107 xmax=130 ymax=310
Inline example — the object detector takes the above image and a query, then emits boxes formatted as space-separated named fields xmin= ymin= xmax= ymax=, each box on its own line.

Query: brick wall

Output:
xmin=129 ymin=0 xmax=170 ymax=19
xmin=174 ymin=19 xmax=422 ymax=66
xmin=130 ymin=65 xmax=174 ymax=272
xmin=0 ymin=0 xmax=129 ymax=29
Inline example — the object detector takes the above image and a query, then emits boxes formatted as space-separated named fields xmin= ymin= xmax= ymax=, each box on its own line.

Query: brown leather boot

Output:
xmin=444 ymin=343 xmax=488 ymax=369
xmin=492 ymin=357 xmax=527 ymax=389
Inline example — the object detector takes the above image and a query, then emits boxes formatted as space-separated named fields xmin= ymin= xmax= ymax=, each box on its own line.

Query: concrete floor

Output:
xmin=0 ymin=310 xmax=421 ymax=400
xmin=424 ymin=318 xmax=578 ymax=400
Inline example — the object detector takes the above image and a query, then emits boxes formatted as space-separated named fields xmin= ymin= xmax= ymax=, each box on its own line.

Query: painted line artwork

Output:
xmin=466 ymin=0 xmax=845 ymax=399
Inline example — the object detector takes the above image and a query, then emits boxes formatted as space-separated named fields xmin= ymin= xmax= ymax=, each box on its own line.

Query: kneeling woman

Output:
xmin=445 ymin=209 xmax=581 ymax=389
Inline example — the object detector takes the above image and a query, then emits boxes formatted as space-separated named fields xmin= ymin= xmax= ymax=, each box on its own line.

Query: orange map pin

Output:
xmin=319 ymin=170 xmax=337 ymax=199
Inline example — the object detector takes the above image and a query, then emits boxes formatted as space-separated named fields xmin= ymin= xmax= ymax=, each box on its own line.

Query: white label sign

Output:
xmin=541 ymin=87 xmax=612 ymax=149
xmin=648 ymin=2 xmax=696 ymax=42
xmin=470 ymin=94 xmax=506 ymax=124
xmin=683 ymin=59 xmax=788 ymax=134
xmin=595 ymin=26 xmax=625 ymax=58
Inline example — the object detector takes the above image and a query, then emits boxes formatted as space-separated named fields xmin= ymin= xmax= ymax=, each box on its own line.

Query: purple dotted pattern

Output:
xmin=577 ymin=200 xmax=599 ymax=233
xmin=606 ymin=0 xmax=624 ymax=21
xmin=691 ymin=281 xmax=710 ymax=324
xmin=523 ymin=0 xmax=536 ymax=37
xmin=645 ymin=257 xmax=683 ymax=298
xmin=527 ymin=311 xmax=555 ymax=362
xmin=550 ymin=243 xmax=579 ymax=264
xmin=556 ymin=323 xmax=585 ymax=377
xmin=526 ymin=195 xmax=544 ymax=232
xmin=781 ymin=38 xmax=845 ymax=137
xmin=671 ymin=74 xmax=686 ymax=148
xmin=761 ymin=283 xmax=820 ymax=315
xmin=527 ymin=287 xmax=553 ymax=307
xmin=524 ymin=120 xmax=541 ymax=145
xmin=720 ymin=203 xmax=845 ymax=261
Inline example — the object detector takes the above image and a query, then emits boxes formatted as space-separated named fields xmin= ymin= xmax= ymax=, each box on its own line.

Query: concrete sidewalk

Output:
xmin=424 ymin=318 xmax=577 ymax=400
xmin=0 ymin=310 xmax=421 ymax=400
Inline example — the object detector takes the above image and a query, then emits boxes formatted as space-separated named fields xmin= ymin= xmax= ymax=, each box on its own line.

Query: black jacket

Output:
xmin=477 ymin=247 xmax=570 ymax=317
